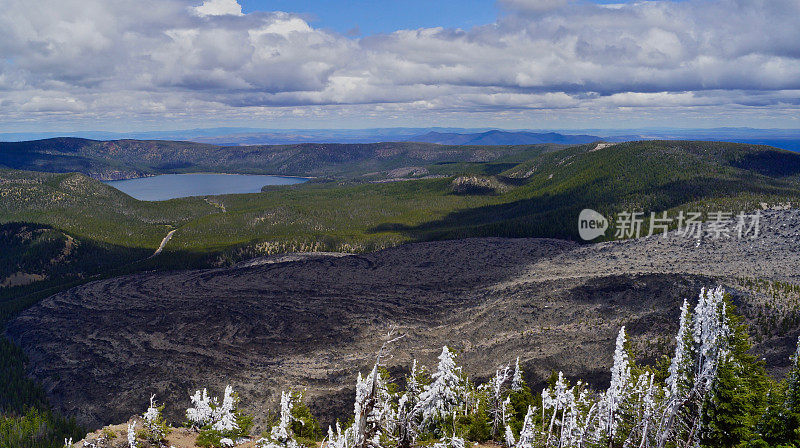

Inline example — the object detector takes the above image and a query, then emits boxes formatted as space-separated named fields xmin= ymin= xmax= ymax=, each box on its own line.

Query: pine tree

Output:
xmin=657 ymin=299 xmax=695 ymax=446
xmin=506 ymin=359 xmax=534 ymax=439
xmin=140 ymin=394 xmax=169 ymax=444
xmin=515 ymin=406 xmax=535 ymax=448
xmin=698 ymin=289 xmax=769 ymax=448
xmin=511 ymin=358 xmax=523 ymax=392
xmin=186 ymin=388 xmax=214 ymax=428
xmin=666 ymin=299 xmax=694 ymax=400
xmin=417 ymin=346 xmax=464 ymax=432
xmin=398 ymin=360 xmax=423 ymax=448
xmin=261 ymin=391 xmax=298 ymax=448
xmin=598 ymin=326 xmax=632 ymax=444
xmin=212 ymin=385 xmax=239 ymax=432
xmin=753 ymin=336 xmax=800 ymax=446
xmin=784 ymin=336 xmax=800 ymax=442
xmin=486 ymin=364 xmax=510 ymax=438
xmin=127 ymin=421 xmax=137 ymax=448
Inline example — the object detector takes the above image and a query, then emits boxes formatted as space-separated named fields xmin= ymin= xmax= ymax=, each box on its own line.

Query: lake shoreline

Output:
xmin=104 ymin=173 xmax=310 ymax=201
xmin=107 ymin=171 xmax=315 ymax=181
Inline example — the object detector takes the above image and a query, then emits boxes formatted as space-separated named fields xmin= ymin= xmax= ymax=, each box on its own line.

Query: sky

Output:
xmin=1 ymin=0 xmax=799 ymax=132
xmin=239 ymin=1 xmax=501 ymax=36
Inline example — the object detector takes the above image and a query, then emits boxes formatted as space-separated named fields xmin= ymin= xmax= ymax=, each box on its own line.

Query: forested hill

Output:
xmin=3 ymin=140 xmax=800 ymax=255
xmin=0 ymin=138 xmax=563 ymax=180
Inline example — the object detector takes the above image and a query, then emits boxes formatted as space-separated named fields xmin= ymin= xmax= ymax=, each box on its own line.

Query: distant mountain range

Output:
xmin=2 ymin=127 xmax=799 ymax=150
xmin=408 ymin=130 xmax=601 ymax=145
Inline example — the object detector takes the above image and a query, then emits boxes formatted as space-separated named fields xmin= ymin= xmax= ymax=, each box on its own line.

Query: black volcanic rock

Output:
xmin=9 ymin=211 xmax=800 ymax=430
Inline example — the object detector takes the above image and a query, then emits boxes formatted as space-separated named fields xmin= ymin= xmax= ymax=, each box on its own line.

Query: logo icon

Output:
xmin=578 ymin=208 xmax=608 ymax=241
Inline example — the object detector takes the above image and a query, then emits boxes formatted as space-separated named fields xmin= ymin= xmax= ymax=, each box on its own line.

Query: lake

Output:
xmin=104 ymin=173 xmax=308 ymax=201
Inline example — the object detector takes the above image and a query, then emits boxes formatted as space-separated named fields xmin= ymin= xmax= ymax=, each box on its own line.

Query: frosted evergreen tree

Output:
xmin=347 ymin=330 xmax=406 ymax=448
xmin=327 ymin=421 xmax=353 ymax=448
xmin=353 ymin=371 xmax=372 ymax=448
xmin=185 ymin=385 xmax=251 ymax=445
xmin=127 ymin=420 xmax=137 ymax=448
xmin=561 ymin=382 xmax=596 ymax=447
xmin=398 ymin=360 xmax=423 ymax=448
xmin=212 ymin=385 xmax=239 ymax=432
xmin=142 ymin=394 xmax=159 ymax=426
xmin=515 ymin=405 xmax=535 ymax=448
xmin=657 ymin=286 xmax=736 ymax=447
xmin=186 ymin=388 xmax=214 ymax=428
xmin=416 ymin=346 xmax=463 ymax=429
xmin=692 ymin=286 xmax=729 ymax=394
xmin=257 ymin=390 xmax=299 ymax=448
xmin=697 ymin=286 xmax=768 ymax=448
xmin=274 ymin=391 xmax=296 ymax=442
xmin=501 ymin=396 xmax=512 ymax=429
xmin=140 ymin=394 xmax=169 ymax=444
xmin=666 ymin=299 xmax=694 ymax=399
xmin=352 ymin=367 xmax=395 ymax=448
xmin=542 ymin=372 xmax=572 ymax=442
xmin=624 ymin=371 xmax=661 ymax=448
xmin=656 ymin=299 xmax=694 ymax=447
xmin=432 ymin=435 xmax=465 ymax=448
xmin=598 ymin=326 xmax=632 ymax=441
xmin=486 ymin=363 xmax=510 ymax=437
xmin=542 ymin=372 xmax=595 ymax=447
xmin=574 ymin=387 xmax=598 ymax=448
xmin=504 ymin=424 xmax=516 ymax=447
xmin=511 ymin=357 xmax=523 ymax=392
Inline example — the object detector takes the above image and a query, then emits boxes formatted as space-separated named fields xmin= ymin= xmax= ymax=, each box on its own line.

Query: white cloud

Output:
xmin=20 ymin=94 xmax=87 ymax=113
xmin=193 ymin=0 xmax=243 ymax=17
xmin=254 ymin=15 xmax=313 ymax=36
xmin=0 ymin=0 xmax=798 ymax=129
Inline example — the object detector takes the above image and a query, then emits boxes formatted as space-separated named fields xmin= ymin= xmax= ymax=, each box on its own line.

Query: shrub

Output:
xmin=138 ymin=395 xmax=170 ymax=445
xmin=457 ymin=408 xmax=491 ymax=442
xmin=289 ymin=391 xmax=321 ymax=445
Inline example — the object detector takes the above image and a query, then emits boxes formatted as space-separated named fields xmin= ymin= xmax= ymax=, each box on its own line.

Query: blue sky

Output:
xmin=240 ymin=0 xmax=626 ymax=35
xmin=241 ymin=0 xmax=498 ymax=35
xmin=0 ymin=0 xmax=798 ymax=132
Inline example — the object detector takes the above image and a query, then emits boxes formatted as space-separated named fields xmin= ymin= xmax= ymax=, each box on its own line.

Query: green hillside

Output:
xmin=2 ymin=140 xmax=800 ymax=296
xmin=0 ymin=169 xmax=219 ymax=248
xmin=390 ymin=140 xmax=800 ymax=240
xmin=0 ymin=138 xmax=562 ymax=180
xmin=3 ymin=141 xmax=800 ymax=253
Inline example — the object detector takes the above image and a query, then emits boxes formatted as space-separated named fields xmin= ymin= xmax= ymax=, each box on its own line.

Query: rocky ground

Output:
xmin=72 ymin=421 xmax=263 ymax=448
xmin=8 ymin=209 xmax=800 ymax=433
